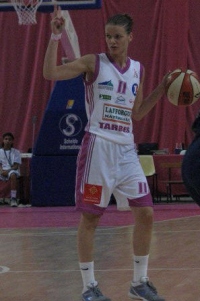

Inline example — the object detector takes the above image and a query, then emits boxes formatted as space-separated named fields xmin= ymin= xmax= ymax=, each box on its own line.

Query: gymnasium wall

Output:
xmin=0 ymin=0 xmax=200 ymax=153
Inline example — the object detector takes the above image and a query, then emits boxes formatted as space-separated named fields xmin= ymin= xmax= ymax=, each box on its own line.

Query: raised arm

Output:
xmin=43 ymin=6 xmax=95 ymax=81
xmin=132 ymin=69 xmax=170 ymax=121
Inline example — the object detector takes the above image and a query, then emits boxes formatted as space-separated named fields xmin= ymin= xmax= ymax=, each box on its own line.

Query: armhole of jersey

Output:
xmin=84 ymin=54 xmax=100 ymax=86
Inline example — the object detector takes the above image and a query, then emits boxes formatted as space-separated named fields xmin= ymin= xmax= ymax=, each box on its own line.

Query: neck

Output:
xmin=107 ymin=53 xmax=128 ymax=68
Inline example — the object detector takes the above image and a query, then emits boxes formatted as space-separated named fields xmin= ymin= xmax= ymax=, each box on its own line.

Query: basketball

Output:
xmin=166 ymin=69 xmax=200 ymax=106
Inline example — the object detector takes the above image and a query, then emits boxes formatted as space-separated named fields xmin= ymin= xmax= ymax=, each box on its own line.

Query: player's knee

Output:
xmin=81 ymin=212 xmax=100 ymax=230
xmin=133 ymin=206 xmax=154 ymax=225
xmin=143 ymin=208 xmax=154 ymax=224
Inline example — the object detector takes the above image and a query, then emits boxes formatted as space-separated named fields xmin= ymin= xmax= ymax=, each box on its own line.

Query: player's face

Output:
xmin=105 ymin=25 xmax=132 ymax=56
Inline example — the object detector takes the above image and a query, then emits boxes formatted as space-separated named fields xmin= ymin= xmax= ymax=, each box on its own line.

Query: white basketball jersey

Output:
xmin=84 ymin=53 xmax=142 ymax=144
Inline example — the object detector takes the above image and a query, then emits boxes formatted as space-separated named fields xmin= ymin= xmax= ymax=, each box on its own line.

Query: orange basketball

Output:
xmin=166 ymin=69 xmax=200 ymax=106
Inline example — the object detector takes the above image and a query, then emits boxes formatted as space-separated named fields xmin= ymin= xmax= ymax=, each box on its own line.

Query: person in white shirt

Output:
xmin=0 ymin=132 xmax=21 ymax=207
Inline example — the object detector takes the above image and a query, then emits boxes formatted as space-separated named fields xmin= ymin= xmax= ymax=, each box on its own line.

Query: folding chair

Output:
xmin=160 ymin=161 xmax=184 ymax=202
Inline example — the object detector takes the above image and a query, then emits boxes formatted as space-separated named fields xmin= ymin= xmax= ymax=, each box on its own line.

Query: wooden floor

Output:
xmin=0 ymin=205 xmax=200 ymax=301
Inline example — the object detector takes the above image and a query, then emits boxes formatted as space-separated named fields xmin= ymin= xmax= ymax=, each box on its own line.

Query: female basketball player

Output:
xmin=43 ymin=7 xmax=169 ymax=301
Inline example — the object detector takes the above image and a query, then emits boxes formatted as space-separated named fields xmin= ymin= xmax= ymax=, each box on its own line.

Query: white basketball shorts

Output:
xmin=75 ymin=132 xmax=153 ymax=215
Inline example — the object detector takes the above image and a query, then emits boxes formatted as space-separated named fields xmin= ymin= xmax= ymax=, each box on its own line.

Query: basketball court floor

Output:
xmin=0 ymin=203 xmax=200 ymax=301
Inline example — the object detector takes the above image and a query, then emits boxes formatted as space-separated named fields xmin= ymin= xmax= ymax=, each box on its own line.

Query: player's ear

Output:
xmin=129 ymin=32 xmax=133 ymax=42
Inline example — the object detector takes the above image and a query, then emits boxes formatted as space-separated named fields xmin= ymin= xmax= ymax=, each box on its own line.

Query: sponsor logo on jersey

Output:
xmin=102 ymin=104 xmax=131 ymax=124
xmin=115 ymin=95 xmax=126 ymax=105
xmin=132 ymin=83 xmax=138 ymax=96
xmin=98 ymin=80 xmax=113 ymax=91
xmin=99 ymin=94 xmax=112 ymax=100
xmin=83 ymin=184 xmax=102 ymax=204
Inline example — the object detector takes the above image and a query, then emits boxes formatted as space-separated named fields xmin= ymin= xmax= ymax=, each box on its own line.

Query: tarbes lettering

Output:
xmin=99 ymin=122 xmax=130 ymax=133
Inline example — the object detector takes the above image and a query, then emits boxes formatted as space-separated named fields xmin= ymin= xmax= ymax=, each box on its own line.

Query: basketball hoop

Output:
xmin=11 ymin=0 xmax=43 ymax=25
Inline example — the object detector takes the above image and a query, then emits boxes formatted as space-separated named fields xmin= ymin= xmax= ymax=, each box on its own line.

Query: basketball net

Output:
xmin=11 ymin=0 xmax=43 ymax=25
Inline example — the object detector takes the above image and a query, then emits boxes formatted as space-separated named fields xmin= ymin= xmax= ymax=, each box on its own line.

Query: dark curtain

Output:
xmin=0 ymin=0 xmax=200 ymax=154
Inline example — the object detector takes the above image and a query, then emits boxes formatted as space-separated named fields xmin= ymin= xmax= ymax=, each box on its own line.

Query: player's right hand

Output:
xmin=51 ymin=6 xmax=65 ymax=34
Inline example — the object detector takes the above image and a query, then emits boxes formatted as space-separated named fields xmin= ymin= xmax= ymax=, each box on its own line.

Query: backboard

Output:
xmin=0 ymin=0 xmax=102 ymax=12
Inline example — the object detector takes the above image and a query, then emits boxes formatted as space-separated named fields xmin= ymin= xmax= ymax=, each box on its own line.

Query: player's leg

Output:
xmin=77 ymin=212 xmax=112 ymax=301
xmin=77 ymin=212 xmax=111 ymax=301
xmin=77 ymin=212 xmax=100 ymax=263
xmin=76 ymin=133 xmax=113 ymax=301
xmin=129 ymin=202 xmax=165 ymax=301
xmin=131 ymin=205 xmax=153 ymax=256
xmin=114 ymin=149 xmax=165 ymax=301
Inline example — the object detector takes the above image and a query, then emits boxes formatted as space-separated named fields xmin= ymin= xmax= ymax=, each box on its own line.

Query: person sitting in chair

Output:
xmin=0 ymin=132 xmax=21 ymax=207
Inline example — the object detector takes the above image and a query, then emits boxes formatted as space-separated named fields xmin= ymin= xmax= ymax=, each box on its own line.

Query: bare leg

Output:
xmin=77 ymin=212 xmax=102 ymax=293
xmin=129 ymin=207 xmax=165 ymax=300
xmin=9 ymin=173 xmax=18 ymax=207
xmin=77 ymin=212 xmax=101 ymax=262
xmin=131 ymin=206 xmax=153 ymax=255
xmin=10 ymin=173 xmax=17 ymax=191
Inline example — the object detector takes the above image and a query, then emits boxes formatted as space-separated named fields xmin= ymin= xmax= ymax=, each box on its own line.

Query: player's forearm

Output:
xmin=133 ymin=83 xmax=165 ymax=121
xmin=143 ymin=82 xmax=165 ymax=112
xmin=43 ymin=39 xmax=60 ymax=80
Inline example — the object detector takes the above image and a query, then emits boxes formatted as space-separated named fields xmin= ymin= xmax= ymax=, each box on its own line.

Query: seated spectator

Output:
xmin=0 ymin=132 xmax=21 ymax=207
